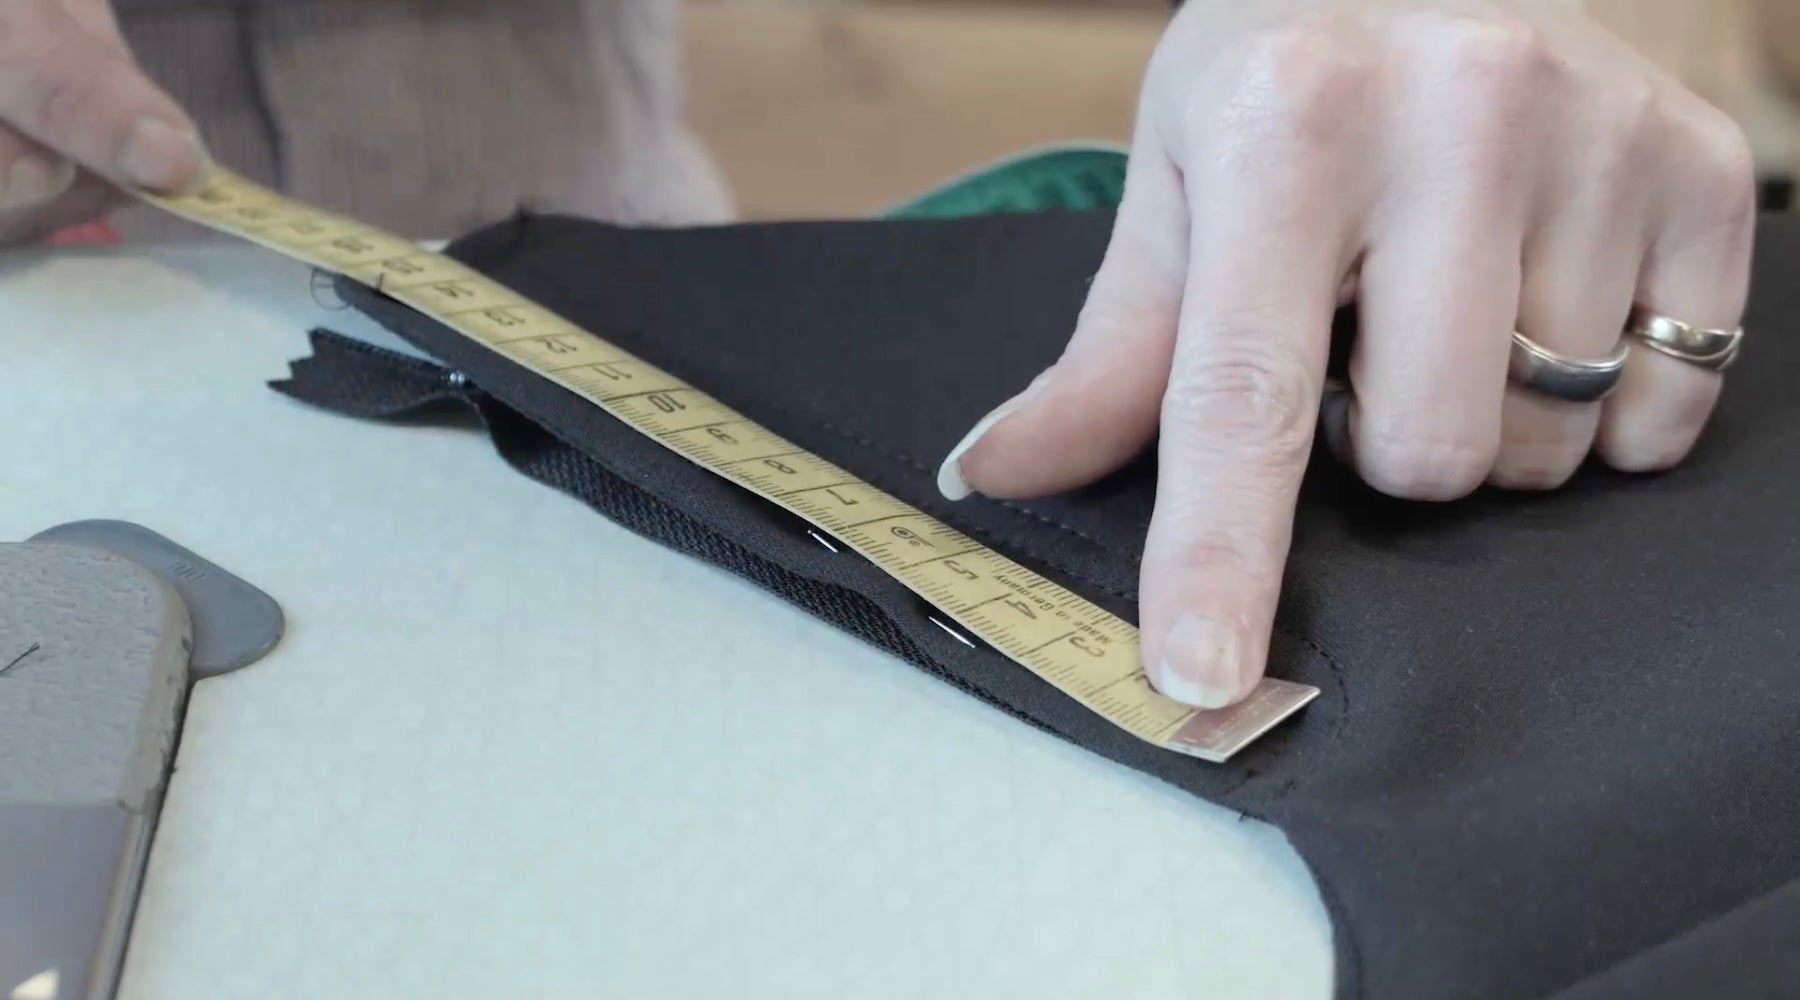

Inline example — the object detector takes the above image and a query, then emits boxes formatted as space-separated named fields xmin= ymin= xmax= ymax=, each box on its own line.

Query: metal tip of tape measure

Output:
xmin=1164 ymin=680 xmax=1321 ymax=764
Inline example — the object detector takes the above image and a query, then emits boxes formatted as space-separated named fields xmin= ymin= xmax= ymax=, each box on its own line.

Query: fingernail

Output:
xmin=118 ymin=117 xmax=208 ymax=192
xmin=1155 ymin=615 xmax=1244 ymax=709
xmin=0 ymin=155 xmax=75 ymax=210
xmin=935 ymin=370 xmax=1052 ymax=501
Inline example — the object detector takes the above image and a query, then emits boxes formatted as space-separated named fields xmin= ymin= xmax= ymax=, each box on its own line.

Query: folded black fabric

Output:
xmin=275 ymin=208 xmax=1800 ymax=1000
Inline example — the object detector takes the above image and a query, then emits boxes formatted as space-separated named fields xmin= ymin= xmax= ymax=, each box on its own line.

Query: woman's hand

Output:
xmin=937 ymin=0 xmax=1756 ymax=709
xmin=0 ymin=0 xmax=207 ymax=243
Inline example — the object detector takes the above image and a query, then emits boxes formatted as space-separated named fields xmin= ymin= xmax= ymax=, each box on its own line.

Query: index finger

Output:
xmin=1139 ymin=59 xmax=1365 ymax=709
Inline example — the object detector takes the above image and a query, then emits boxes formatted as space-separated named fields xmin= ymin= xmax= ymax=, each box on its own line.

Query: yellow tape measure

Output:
xmin=140 ymin=168 xmax=1318 ymax=763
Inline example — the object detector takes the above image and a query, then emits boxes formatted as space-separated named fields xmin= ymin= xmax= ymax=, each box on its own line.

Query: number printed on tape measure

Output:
xmin=138 ymin=168 xmax=1320 ymax=763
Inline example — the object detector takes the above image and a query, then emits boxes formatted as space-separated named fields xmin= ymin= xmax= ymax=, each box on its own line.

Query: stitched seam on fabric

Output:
xmin=1219 ymin=770 xmax=1258 ymax=798
xmin=992 ymin=497 xmax=1114 ymax=547
xmin=730 ymin=403 xmax=1141 ymax=603
xmin=487 ymin=231 xmax=1131 ymax=558
xmin=760 ymin=401 xmax=1348 ymax=677
xmin=814 ymin=426 xmax=1139 ymax=602
xmin=1291 ymin=631 xmax=1350 ymax=747
xmin=785 ymin=409 xmax=1116 ymax=548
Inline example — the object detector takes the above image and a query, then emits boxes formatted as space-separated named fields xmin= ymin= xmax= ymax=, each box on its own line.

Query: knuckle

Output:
xmin=14 ymin=34 xmax=104 ymax=141
xmin=1562 ymin=78 xmax=1656 ymax=205
xmin=1692 ymin=116 xmax=1759 ymax=228
xmin=1162 ymin=530 xmax=1280 ymax=590
xmin=1403 ymin=16 xmax=1553 ymax=168
xmin=1163 ymin=337 xmax=1316 ymax=466
xmin=1074 ymin=280 xmax=1176 ymax=343
xmin=1598 ymin=75 xmax=1662 ymax=150
xmin=1095 ymin=208 xmax=1187 ymax=293
xmin=1193 ymin=20 xmax=1369 ymax=150
xmin=1430 ymin=13 xmax=1551 ymax=86
xmin=1570 ymin=77 xmax=1661 ymax=193
xmin=1354 ymin=417 xmax=1497 ymax=500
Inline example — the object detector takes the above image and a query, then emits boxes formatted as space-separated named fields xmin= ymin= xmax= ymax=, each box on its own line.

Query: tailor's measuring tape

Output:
xmin=138 ymin=168 xmax=1318 ymax=763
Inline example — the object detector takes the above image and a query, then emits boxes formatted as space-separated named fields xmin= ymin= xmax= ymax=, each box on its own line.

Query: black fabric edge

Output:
xmin=270 ymin=327 xmax=1360 ymax=1000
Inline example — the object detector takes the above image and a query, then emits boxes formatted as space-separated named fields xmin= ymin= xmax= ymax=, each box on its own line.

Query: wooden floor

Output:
xmin=683 ymin=0 xmax=1800 ymax=219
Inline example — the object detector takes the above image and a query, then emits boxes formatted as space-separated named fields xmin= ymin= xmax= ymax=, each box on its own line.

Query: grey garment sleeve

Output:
xmin=112 ymin=0 xmax=732 ymax=242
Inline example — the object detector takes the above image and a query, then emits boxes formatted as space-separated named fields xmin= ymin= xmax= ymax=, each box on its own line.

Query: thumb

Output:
xmin=937 ymin=135 xmax=1189 ymax=502
xmin=0 ymin=0 xmax=208 ymax=193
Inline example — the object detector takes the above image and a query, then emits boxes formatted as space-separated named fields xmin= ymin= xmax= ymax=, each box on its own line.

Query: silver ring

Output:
xmin=1506 ymin=332 xmax=1629 ymax=404
xmin=1625 ymin=305 xmax=1744 ymax=372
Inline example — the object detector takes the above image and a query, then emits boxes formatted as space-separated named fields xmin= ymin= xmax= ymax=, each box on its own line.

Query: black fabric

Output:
xmin=273 ymin=209 xmax=1800 ymax=1000
xmin=1549 ymin=880 xmax=1800 ymax=1000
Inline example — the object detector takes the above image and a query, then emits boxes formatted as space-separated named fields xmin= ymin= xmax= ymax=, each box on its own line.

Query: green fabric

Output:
xmin=881 ymin=144 xmax=1128 ymax=219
